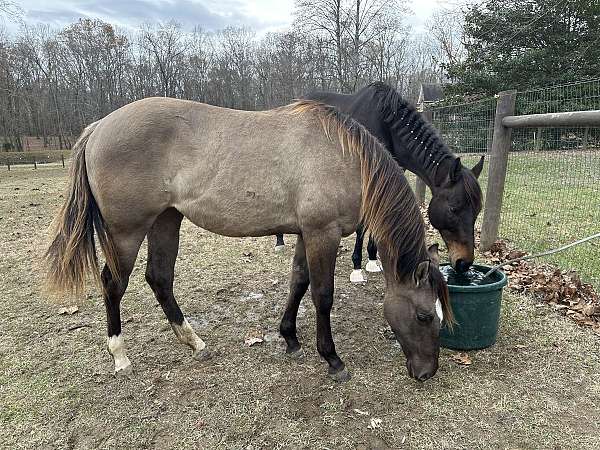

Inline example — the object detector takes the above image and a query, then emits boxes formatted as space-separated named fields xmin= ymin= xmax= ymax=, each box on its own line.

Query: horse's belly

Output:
xmin=174 ymin=187 xmax=299 ymax=237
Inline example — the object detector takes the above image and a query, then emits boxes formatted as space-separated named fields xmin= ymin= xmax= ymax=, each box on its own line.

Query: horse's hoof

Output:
xmin=113 ymin=363 xmax=133 ymax=378
xmin=328 ymin=366 xmax=351 ymax=383
xmin=193 ymin=348 xmax=212 ymax=361
xmin=350 ymin=269 xmax=366 ymax=283
xmin=285 ymin=347 xmax=304 ymax=359
xmin=366 ymin=260 xmax=382 ymax=273
xmin=274 ymin=245 xmax=285 ymax=253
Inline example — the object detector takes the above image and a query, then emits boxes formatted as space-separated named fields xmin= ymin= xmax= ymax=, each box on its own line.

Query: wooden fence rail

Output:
xmin=478 ymin=94 xmax=599 ymax=250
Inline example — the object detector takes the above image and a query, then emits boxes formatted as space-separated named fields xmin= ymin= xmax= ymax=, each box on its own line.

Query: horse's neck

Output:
xmin=394 ymin=144 xmax=455 ymax=188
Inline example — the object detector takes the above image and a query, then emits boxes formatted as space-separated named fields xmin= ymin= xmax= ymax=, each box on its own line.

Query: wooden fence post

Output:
xmin=33 ymin=156 xmax=37 ymax=170
xmin=61 ymin=153 xmax=65 ymax=168
xmin=480 ymin=90 xmax=517 ymax=251
xmin=6 ymin=158 xmax=10 ymax=171
xmin=414 ymin=109 xmax=433 ymax=204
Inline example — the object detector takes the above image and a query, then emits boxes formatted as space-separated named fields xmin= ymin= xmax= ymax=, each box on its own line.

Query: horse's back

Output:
xmin=84 ymin=98 xmax=362 ymax=237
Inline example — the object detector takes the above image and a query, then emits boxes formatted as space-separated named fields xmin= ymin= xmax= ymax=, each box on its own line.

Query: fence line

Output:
xmin=429 ymin=78 xmax=600 ymax=289
xmin=1 ymin=150 xmax=69 ymax=170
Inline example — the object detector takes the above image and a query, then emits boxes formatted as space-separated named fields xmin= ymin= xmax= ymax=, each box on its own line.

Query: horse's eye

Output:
xmin=416 ymin=312 xmax=434 ymax=323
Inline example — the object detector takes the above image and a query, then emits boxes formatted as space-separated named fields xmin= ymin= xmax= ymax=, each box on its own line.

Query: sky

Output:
xmin=7 ymin=0 xmax=443 ymax=35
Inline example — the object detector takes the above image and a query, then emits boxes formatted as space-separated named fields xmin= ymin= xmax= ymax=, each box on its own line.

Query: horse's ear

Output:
xmin=471 ymin=155 xmax=485 ymax=179
xmin=450 ymin=157 xmax=462 ymax=183
xmin=413 ymin=260 xmax=431 ymax=287
xmin=427 ymin=243 xmax=440 ymax=267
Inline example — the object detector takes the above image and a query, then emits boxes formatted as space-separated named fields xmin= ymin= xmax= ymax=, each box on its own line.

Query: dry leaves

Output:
xmin=482 ymin=239 xmax=600 ymax=335
xmin=57 ymin=305 xmax=79 ymax=315
xmin=450 ymin=352 xmax=472 ymax=366
xmin=244 ymin=329 xmax=264 ymax=346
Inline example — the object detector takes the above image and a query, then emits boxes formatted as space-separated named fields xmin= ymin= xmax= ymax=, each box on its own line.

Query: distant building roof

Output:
xmin=418 ymin=83 xmax=444 ymax=107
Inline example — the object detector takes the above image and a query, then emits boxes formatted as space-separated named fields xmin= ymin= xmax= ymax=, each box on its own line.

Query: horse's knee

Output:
xmin=312 ymin=287 xmax=334 ymax=312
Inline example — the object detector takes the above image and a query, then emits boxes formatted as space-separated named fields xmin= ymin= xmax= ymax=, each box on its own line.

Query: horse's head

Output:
xmin=428 ymin=156 xmax=484 ymax=273
xmin=382 ymin=244 xmax=452 ymax=381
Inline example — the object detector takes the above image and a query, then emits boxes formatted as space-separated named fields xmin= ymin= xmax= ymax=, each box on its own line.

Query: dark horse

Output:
xmin=275 ymin=83 xmax=484 ymax=281
xmin=45 ymin=98 xmax=451 ymax=382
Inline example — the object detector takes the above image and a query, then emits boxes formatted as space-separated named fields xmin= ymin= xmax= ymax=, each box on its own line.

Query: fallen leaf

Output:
xmin=353 ymin=408 xmax=369 ymax=416
xmin=58 ymin=305 xmax=79 ymax=315
xmin=244 ymin=337 xmax=263 ymax=346
xmin=450 ymin=352 xmax=472 ymax=366
xmin=367 ymin=418 xmax=382 ymax=429
xmin=244 ymin=329 xmax=264 ymax=346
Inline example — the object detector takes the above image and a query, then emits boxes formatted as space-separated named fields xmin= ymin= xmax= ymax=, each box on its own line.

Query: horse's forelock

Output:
xmin=430 ymin=267 xmax=454 ymax=329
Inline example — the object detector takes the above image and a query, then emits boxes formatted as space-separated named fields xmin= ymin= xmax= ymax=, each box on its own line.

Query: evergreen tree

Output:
xmin=447 ymin=0 xmax=600 ymax=96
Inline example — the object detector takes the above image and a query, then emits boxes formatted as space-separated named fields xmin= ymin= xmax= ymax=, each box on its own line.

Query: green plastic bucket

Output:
xmin=440 ymin=264 xmax=508 ymax=351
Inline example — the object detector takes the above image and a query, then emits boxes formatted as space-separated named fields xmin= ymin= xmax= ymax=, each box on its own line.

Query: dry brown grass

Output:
xmin=1 ymin=165 xmax=599 ymax=449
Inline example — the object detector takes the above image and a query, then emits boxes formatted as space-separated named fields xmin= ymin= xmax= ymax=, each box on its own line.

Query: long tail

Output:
xmin=45 ymin=121 xmax=120 ymax=297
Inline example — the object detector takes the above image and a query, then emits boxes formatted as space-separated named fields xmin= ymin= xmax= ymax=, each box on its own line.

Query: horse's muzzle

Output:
xmin=406 ymin=359 xmax=438 ymax=382
xmin=455 ymin=258 xmax=472 ymax=273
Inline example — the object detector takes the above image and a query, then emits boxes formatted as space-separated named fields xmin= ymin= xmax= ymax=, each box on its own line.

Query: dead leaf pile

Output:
xmin=450 ymin=352 xmax=472 ymax=366
xmin=482 ymin=240 xmax=600 ymax=335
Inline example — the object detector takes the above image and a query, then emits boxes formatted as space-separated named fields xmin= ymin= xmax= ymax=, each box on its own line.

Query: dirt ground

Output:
xmin=1 ymin=165 xmax=600 ymax=449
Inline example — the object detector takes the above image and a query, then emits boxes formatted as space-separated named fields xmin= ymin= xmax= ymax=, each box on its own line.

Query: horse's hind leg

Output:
xmin=102 ymin=231 xmax=146 ymax=376
xmin=145 ymin=208 xmax=208 ymax=360
xmin=280 ymin=235 xmax=309 ymax=356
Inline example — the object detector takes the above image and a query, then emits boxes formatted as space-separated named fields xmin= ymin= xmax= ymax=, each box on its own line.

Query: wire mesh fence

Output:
xmin=429 ymin=78 xmax=600 ymax=289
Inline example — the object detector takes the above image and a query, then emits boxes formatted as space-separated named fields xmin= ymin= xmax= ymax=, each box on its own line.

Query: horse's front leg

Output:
xmin=304 ymin=227 xmax=350 ymax=382
xmin=274 ymin=233 xmax=285 ymax=252
xmin=365 ymin=233 xmax=382 ymax=273
xmin=350 ymin=225 xmax=367 ymax=283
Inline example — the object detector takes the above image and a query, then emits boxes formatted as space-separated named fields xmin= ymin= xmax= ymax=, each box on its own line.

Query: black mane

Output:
xmin=368 ymin=82 xmax=457 ymax=178
xmin=368 ymin=82 xmax=482 ymax=210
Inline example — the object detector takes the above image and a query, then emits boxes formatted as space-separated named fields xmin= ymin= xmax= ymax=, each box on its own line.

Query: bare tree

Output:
xmin=295 ymin=0 xmax=347 ymax=89
xmin=142 ymin=22 xmax=188 ymax=97
xmin=426 ymin=6 xmax=465 ymax=80
xmin=0 ymin=8 xmax=446 ymax=150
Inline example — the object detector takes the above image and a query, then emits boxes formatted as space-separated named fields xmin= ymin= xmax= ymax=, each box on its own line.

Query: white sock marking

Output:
xmin=171 ymin=319 xmax=206 ymax=353
xmin=350 ymin=269 xmax=367 ymax=283
xmin=365 ymin=259 xmax=382 ymax=273
xmin=107 ymin=334 xmax=132 ymax=374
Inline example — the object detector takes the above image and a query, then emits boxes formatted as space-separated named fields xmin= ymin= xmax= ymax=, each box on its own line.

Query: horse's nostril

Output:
xmin=455 ymin=259 xmax=471 ymax=273
xmin=416 ymin=370 xmax=433 ymax=382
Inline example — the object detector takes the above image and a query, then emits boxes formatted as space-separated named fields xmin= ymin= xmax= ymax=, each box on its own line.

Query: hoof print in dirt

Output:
xmin=328 ymin=366 xmax=351 ymax=383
